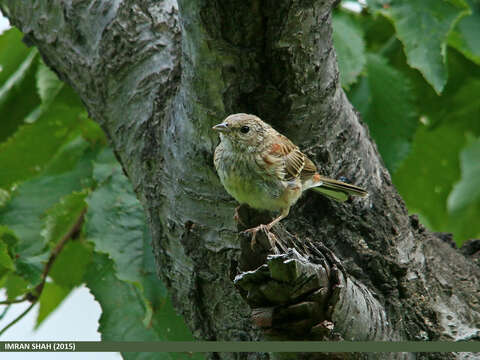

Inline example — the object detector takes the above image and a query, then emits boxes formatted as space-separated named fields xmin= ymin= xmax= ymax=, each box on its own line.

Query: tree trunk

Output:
xmin=2 ymin=0 xmax=480 ymax=359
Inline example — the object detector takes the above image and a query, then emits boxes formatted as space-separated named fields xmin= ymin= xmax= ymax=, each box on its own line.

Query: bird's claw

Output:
xmin=242 ymin=224 xmax=268 ymax=249
xmin=242 ymin=224 xmax=281 ymax=253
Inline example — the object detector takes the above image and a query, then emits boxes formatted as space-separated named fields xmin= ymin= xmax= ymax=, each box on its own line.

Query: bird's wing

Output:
xmin=300 ymin=156 xmax=317 ymax=181
xmin=260 ymin=134 xmax=310 ymax=181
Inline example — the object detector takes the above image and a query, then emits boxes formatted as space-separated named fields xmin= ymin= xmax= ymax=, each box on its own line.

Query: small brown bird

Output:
xmin=213 ymin=113 xmax=367 ymax=246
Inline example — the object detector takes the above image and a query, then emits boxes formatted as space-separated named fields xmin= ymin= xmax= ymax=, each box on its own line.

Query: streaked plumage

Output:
xmin=213 ymin=113 xmax=367 ymax=245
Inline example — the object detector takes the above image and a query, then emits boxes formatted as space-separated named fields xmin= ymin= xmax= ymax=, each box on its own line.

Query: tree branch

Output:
xmin=0 ymin=302 xmax=35 ymax=337
xmin=2 ymin=0 xmax=480 ymax=355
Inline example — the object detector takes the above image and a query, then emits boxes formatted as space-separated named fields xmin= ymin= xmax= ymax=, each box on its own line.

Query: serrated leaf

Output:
xmin=367 ymin=0 xmax=470 ymax=93
xmin=448 ymin=0 xmax=480 ymax=65
xmin=0 ymin=136 xmax=97 ymax=284
xmin=36 ymin=61 xmax=63 ymax=104
xmin=41 ymin=191 xmax=88 ymax=246
xmin=85 ymin=252 xmax=162 ymax=342
xmin=49 ymin=240 xmax=93 ymax=288
xmin=85 ymin=149 xmax=146 ymax=283
xmin=333 ymin=13 xmax=366 ymax=89
xmin=14 ymin=252 xmax=49 ymax=286
xmin=0 ymin=135 xmax=94 ymax=253
xmin=85 ymin=253 xmax=198 ymax=360
xmin=35 ymin=282 xmax=71 ymax=328
xmin=4 ymin=273 xmax=29 ymax=300
xmin=448 ymin=138 xmax=480 ymax=213
xmin=350 ymin=53 xmax=417 ymax=172
xmin=84 ymin=149 xmax=199 ymax=356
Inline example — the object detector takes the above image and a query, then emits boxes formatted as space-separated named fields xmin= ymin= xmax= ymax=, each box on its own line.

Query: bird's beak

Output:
xmin=212 ymin=122 xmax=230 ymax=133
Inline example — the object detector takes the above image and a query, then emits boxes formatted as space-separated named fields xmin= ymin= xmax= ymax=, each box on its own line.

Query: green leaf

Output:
xmin=41 ymin=191 xmax=88 ymax=246
xmin=0 ymin=48 xmax=40 ymax=141
xmin=445 ymin=136 xmax=480 ymax=243
xmin=393 ymin=100 xmax=480 ymax=243
xmin=0 ymin=189 xmax=10 ymax=207
xmin=0 ymin=227 xmax=20 ymax=282
xmin=36 ymin=61 xmax=63 ymax=104
xmin=333 ymin=13 xmax=366 ymax=89
xmin=449 ymin=0 xmax=480 ymax=65
xmin=90 ymin=147 xmax=119 ymax=183
xmin=49 ymin=240 xmax=93 ymax=289
xmin=148 ymin=286 xmax=198 ymax=343
xmin=84 ymin=149 xmax=198 ymax=355
xmin=4 ymin=273 xmax=29 ymax=300
xmin=85 ymin=252 xmax=163 ymax=341
xmin=0 ymin=226 xmax=18 ymax=254
xmin=85 ymin=149 xmax=147 ymax=283
xmin=86 ymin=253 xmax=198 ymax=360
xmin=394 ymin=123 xmax=462 ymax=233
xmin=0 ymin=135 xmax=94 ymax=253
xmin=13 ymin=253 xmax=48 ymax=286
xmin=139 ymin=231 xmax=196 ymax=343
xmin=0 ymin=102 xmax=84 ymax=189
xmin=21 ymin=61 xmax=66 ymax=125
xmin=448 ymin=137 xmax=480 ymax=212
xmin=0 ymin=136 xmax=96 ymax=284
xmin=362 ymin=10 xmax=396 ymax=53
xmin=446 ymin=200 xmax=480 ymax=243
xmin=0 ymin=49 xmax=37 ymax=107
xmin=0 ymin=239 xmax=14 ymax=277
xmin=368 ymin=0 xmax=470 ymax=93
xmin=78 ymin=113 xmax=108 ymax=145
xmin=350 ymin=53 xmax=417 ymax=172
xmin=35 ymin=282 xmax=71 ymax=328
xmin=0 ymin=28 xmax=32 ymax=86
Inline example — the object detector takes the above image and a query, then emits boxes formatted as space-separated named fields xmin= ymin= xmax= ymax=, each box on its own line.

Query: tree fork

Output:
xmin=1 ymin=1 xmax=479 ymax=359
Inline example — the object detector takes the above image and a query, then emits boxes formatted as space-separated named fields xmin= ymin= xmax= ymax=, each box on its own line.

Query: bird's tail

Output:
xmin=308 ymin=175 xmax=368 ymax=202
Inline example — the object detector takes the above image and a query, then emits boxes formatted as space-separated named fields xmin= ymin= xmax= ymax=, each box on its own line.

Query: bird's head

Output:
xmin=212 ymin=113 xmax=269 ymax=152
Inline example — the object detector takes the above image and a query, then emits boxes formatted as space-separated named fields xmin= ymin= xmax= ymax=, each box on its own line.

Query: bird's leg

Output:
xmin=233 ymin=205 xmax=246 ymax=227
xmin=243 ymin=207 xmax=290 ymax=251
xmin=265 ymin=207 xmax=290 ymax=232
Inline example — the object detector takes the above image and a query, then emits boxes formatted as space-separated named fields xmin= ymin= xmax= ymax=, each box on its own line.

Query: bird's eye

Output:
xmin=240 ymin=125 xmax=250 ymax=134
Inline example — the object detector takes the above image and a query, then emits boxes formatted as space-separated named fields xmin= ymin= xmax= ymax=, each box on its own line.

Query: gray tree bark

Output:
xmin=2 ymin=0 xmax=480 ymax=359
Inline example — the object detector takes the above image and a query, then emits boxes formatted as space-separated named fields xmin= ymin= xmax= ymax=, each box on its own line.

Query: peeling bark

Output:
xmin=2 ymin=0 xmax=480 ymax=359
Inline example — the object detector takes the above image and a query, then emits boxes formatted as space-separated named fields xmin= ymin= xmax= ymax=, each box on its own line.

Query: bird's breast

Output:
xmin=214 ymin=146 xmax=298 ymax=211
